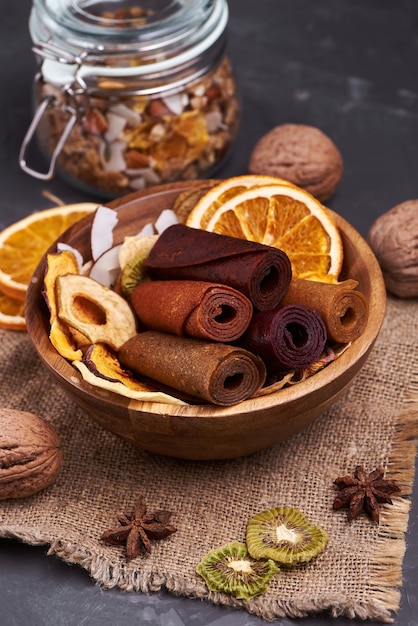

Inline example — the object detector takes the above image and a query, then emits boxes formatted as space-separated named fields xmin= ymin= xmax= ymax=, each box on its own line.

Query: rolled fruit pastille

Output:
xmin=143 ymin=224 xmax=292 ymax=311
xmin=118 ymin=331 xmax=267 ymax=406
xmin=238 ymin=304 xmax=327 ymax=371
xmin=280 ymin=278 xmax=368 ymax=343
xmin=131 ymin=280 xmax=253 ymax=342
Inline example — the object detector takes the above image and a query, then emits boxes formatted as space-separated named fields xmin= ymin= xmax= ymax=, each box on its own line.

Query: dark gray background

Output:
xmin=1 ymin=1 xmax=417 ymax=625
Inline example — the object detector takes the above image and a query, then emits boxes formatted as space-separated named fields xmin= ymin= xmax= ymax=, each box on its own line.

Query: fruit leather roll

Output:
xmin=143 ymin=223 xmax=292 ymax=311
xmin=119 ymin=331 xmax=267 ymax=406
xmin=280 ymin=278 xmax=368 ymax=343
xmin=131 ymin=280 xmax=253 ymax=342
xmin=238 ymin=304 xmax=327 ymax=371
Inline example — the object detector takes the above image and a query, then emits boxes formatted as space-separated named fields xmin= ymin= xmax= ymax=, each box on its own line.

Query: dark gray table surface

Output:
xmin=1 ymin=1 xmax=417 ymax=625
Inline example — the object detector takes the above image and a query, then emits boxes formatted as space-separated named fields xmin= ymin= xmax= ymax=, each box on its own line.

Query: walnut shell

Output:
xmin=0 ymin=408 xmax=63 ymax=500
xmin=367 ymin=200 xmax=418 ymax=298
xmin=248 ymin=124 xmax=343 ymax=202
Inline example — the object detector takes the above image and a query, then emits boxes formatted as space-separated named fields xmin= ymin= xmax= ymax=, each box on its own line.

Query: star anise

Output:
xmin=333 ymin=465 xmax=401 ymax=523
xmin=100 ymin=495 xmax=177 ymax=560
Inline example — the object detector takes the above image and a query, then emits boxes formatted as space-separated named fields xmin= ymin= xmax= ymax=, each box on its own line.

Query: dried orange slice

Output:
xmin=186 ymin=175 xmax=296 ymax=230
xmin=0 ymin=289 xmax=26 ymax=330
xmin=186 ymin=176 xmax=343 ymax=281
xmin=0 ymin=203 xmax=97 ymax=301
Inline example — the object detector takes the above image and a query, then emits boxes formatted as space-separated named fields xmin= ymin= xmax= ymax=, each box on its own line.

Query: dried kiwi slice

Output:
xmin=120 ymin=251 xmax=150 ymax=299
xmin=196 ymin=540 xmax=279 ymax=600
xmin=246 ymin=506 xmax=328 ymax=565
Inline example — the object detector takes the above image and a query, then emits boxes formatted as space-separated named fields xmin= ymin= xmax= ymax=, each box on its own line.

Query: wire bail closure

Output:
xmin=19 ymin=42 xmax=88 ymax=180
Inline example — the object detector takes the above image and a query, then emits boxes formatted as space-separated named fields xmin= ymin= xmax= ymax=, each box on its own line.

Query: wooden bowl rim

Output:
xmin=25 ymin=181 xmax=387 ymax=419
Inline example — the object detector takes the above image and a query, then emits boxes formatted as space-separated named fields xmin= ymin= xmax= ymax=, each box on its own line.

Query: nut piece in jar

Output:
xmin=248 ymin=124 xmax=343 ymax=202
xmin=0 ymin=408 xmax=63 ymax=500
xmin=367 ymin=199 xmax=418 ymax=298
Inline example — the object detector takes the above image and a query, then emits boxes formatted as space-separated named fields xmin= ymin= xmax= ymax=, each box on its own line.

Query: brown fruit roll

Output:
xmin=143 ymin=224 xmax=292 ymax=311
xmin=119 ymin=331 xmax=267 ymax=406
xmin=237 ymin=304 xmax=327 ymax=371
xmin=280 ymin=278 xmax=368 ymax=343
xmin=131 ymin=280 xmax=253 ymax=342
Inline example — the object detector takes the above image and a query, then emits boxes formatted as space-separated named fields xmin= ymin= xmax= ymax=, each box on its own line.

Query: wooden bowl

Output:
xmin=25 ymin=181 xmax=387 ymax=460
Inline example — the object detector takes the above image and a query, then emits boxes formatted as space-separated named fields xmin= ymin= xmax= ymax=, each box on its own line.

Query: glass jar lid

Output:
xmin=30 ymin=0 xmax=228 ymax=68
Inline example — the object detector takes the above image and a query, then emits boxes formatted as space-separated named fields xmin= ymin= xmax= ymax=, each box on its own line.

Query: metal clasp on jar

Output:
xmin=19 ymin=43 xmax=87 ymax=180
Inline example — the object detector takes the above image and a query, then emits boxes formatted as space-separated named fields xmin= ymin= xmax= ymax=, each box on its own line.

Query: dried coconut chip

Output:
xmin=89 ymin=243 xmax=123 ymax=288
xmin=90 ymin=205 xmax=119 ymax=261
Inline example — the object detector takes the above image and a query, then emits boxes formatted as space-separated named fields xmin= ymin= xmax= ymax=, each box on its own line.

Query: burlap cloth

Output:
xmin=1 ymin=295 xmax=417 ymax=623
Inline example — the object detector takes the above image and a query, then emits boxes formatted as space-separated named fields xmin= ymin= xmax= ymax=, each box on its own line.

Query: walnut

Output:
xmin=0 ymin=408 xmax=63 ymax=500
xmin=248 ymin=124 xmax=343 ymax=202
xmin=367 ymin=200 xmax=418 ymax=298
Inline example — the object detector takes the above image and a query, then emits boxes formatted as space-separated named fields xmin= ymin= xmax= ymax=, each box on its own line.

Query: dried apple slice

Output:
xmin=43 ymin=250 xmax=87 ymax=360
xmin=56 ymin=274 xmax=137 ymax=350
xmin=43 ymin=249 xmax=80 ymax=317
xmin=118 ymin=234 xmax=158 ymax=270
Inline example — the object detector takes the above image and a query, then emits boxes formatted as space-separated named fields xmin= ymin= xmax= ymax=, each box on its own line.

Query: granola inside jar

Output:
xmin=21 ymin=0 xmax=240 ymax=199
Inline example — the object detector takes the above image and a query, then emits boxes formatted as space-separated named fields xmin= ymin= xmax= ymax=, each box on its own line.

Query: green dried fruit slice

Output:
xmin=120 ymin=251 xmax=150 ymax=299
xmin=246 ymin=505 xmax=328 ymax=565
xmin=196 ymin=540 xmax=279 ymax=600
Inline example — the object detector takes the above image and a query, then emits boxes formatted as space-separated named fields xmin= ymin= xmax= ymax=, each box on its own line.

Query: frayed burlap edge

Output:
xmin=3 ymin=377 xmax=417 ymax=624
xmin=365 ymin=379 xmax=418 ymax=623
xmin=0 ymin=531 xmax=402 ymax=623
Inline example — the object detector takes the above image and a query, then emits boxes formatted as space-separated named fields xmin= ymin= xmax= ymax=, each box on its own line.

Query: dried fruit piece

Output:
xmin=79 ymin=343 xmax=185 ymax=404
xmin=184 ymin=174 xmax=297 ymax=230
xmin=0 ymin=289 xmax=26 ymax=331
xmin=119 ymin=250 xmax=150 ymax=299
xmin=83 ymin=343 xmax=134 ymax=384
xmin=0 ymin=408 xmax=63 ymax=500
xmin=186 ymin=176 xmax=343 ymax=282
xmin=74 ymin=358 xmax=186 ymax=405
xmin=56 ymin=274 xmax=137 ymax=350
xmin=43 ymin=249 xmax=80 ymax=317
xmin=0 ymin=203 xmax=96 ymax=300
xmin=43 ymin=250 xmax=86 ymax=360
xmin=49 ymin=319 xmax=86 ymax=361
xmin=246 ymin=506 xmax=328 ymax=565
xmin=196 ymin=541 xmax=279 ymax=600
xmin=171 ymin=182 xmax=218 ymax=223
xmin=118 ymin=234 xmax=158 ymax=271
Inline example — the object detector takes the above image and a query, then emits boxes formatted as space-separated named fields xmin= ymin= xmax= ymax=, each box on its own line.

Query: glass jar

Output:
xmin=20 ymin=0 xmax=239 ymax=199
